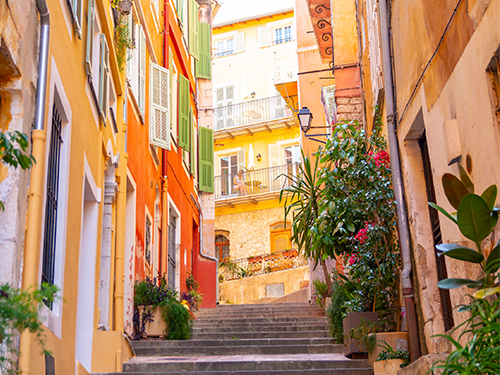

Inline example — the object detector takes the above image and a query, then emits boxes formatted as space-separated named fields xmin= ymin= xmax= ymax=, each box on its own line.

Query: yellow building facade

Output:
xmin=212 ymin=2 xmax=309 ymax=304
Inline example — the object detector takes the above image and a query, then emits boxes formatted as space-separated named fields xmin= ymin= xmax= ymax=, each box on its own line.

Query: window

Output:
xmin=150 ymin=62 xmax=170 ymax=150
xmin=215 ymin=39 xmax=234 ymax=57
xmin=270 ymin=222 xmax=291 ymax=253
xmin=169 ymin=51 xmax=178 ymax=143
xmin=220 ymin=154 xmax=237 ymax=196
xmin=487 ymin=52 xmax=500 ymax=125
xmin=274 ymin=25 xmax=292 ymax=44
xmin=98 ymin=34 xmax=110 ymax=124
xmin=214 ymin=84 xmax=236 ymax=128
xmin=126 ymin=21 xmax=146 ymax=121
xmin=215 ymin=234 xmax=230 ymax=262
xmin=145 ymin=212 xmax=152 ymax=275
xmin=41 ymin=104 xmax=64 ymax=295
xmin=322 ymin=85 xmax=336 ymax=126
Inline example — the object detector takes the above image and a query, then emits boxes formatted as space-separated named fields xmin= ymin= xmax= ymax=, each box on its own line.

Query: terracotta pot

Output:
xmin=368 ymin=332 xmax=409 ymax=366
xmin=138 ymin=306 xmax=166 ymax=337
xmin=118 ymin=0 xmax=132 ymax=15
xmin=343 ymin=311 xmax=379 ymax=358
xmin=373 ymin=359 xmax=403 ymax=375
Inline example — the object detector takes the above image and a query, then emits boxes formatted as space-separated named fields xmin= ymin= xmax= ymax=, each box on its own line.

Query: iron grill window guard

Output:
xmin=42 ymin=104 xmax=63 ymax=306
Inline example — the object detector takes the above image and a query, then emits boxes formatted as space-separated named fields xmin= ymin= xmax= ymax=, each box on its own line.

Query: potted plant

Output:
xmin=111 ymin=0 xmax=133 ymax=15
xmin=133 ymin=274 xmax=177 ymax=338
xmin=373 ymin=342 xmax=410 ymax=375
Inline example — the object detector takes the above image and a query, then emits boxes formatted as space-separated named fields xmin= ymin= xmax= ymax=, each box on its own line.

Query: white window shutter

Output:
xmin=269 ymin=144 xmax=280 ymax=167
xmin=234 ymin=32 xmax=245 ymax=53
xmin=150 ymin=62 xmax=170 ymax=150
xmin=237 ymin=148 xmax=245 ymax=172
xmin=225 ymin=85 xmax=234 ymax=105
xmin=99 ymin=34 xmax=109 ymax=123
xmin=85 ymin=0 xmax=94 ymax=76
xmin=257 ymin=26 xmax=270 ymax=48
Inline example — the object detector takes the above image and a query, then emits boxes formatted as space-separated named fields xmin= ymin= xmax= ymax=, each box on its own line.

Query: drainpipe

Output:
xmin=378 ymin=0 xmax=421 ymax=361
xmin=19 ymin=0 xmax=50 ymax=373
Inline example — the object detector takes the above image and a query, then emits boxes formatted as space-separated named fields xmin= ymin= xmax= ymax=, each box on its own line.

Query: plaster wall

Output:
xmin=212 ymin=11 xmax=297 ymax=102
xmin=0 ymin=0 xmax=38 ymax=286
xmin=394 ymin=0 xmax=500 ymax=354
xmin=219 ymin=265 xmax=309 ymax=304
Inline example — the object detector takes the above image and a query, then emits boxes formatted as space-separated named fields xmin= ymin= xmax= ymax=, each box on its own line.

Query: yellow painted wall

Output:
xmin=213 ymin=11 xmax=297 ymax=102
xmin=219 ymin=266 xmax=309 ymax=304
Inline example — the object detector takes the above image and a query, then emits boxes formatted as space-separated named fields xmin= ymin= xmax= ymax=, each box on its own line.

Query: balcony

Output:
xmin=213 ymin=96 xmax=296 ymax=140
xmin=214 ymin=163 xmax=300 ymax=207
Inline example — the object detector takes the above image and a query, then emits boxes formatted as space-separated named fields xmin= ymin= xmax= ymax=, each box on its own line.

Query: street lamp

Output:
xmin=298 ymin=107 xmax=313 ymax=133
xmin=297 ymin=106 xmax=330 ymax=144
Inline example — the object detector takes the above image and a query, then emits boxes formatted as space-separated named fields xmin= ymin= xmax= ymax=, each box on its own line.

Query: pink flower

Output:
xmin=372 ymin=150 xmax=390 ymax=168
xmin=355 ymin=228 xmax=368 ymax=244
xmin=349 ymin=256 xmax=357 ymax=265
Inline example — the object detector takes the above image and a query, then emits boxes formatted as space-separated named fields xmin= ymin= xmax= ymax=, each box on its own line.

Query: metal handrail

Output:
xmin=214 ymin=163 xmax=300 ymax=200
xmin=219 ymin=249 xmax=307 ymax=281
xmin=214 ymin=95 xmax=292 ymax=130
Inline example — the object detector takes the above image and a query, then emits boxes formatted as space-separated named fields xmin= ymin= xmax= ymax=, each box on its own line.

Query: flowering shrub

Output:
xmin=315 ymin=115 xmax=401 ymax=330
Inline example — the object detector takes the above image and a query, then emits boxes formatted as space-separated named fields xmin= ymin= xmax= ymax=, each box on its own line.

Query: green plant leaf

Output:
xmin=458 ymin=164 xmax=474 ymax=194
xmin=472 ymin=286 xmax=500 ymax=299
xmin=491 ymin=211 xmax=499 ymax=232
xmin=457 ymin=194 xmax=492 ymax=242
xmin=437 ymin=278 xmax=483 ymax=289
xmin=486 ymin=239 xmax=500 ymax=273
xmin=442 ymin=173 xmax=470 ymax=210
xmin=481 ymin=185 xmax=497 ymax=211
xmin=435 ymin=243 xmax=483 ymax=263
xmin=428 ymin=202 xmax=458 ymax=224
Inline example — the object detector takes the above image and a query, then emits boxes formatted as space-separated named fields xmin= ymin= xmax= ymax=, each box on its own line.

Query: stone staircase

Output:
xmin=95 ymin=303 xmax=373 ymax=374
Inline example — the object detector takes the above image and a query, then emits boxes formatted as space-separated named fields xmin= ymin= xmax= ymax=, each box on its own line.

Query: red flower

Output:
xmin=355 ymin=227 xmax=368 ymax=244
xmin=372 ymin=150 xmax=390 ymax=168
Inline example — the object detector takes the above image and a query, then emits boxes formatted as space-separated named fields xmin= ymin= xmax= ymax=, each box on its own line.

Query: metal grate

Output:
xmin=418 ymin=132 xmax=455 ymax=331
xmin=215 ymin=235 xmax=230 ymax=262
xmin=41 ymin=104 xmax=63 ymax=294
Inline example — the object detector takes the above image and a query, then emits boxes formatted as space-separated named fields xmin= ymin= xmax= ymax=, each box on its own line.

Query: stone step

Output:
xmin=132 ymin=338 xmax=336 ymax=348
xmin=190 ymin=330 xmax=331 ymax=340
xmin=192 ymin=323 xmax=328 ymax=334
xmin=133 ymin=343 xmax=343 ymax=356
xmin=193 ymin=316 xmax=328 ymax=325
xmin=194 ymin=312 xmax=325 ymax=320
xmin=207 ymin=303 xmax=313 ymax=310
xmin=123 ymin=354 xmax=371 ymax=373
xmin=96 ymin=370 xmax=373 ymax=375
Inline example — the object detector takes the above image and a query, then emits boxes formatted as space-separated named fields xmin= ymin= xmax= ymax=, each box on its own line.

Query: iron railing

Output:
xmin=214 ymin=163 xmax=300 ymax=200
xmin=214 ymin=95 xmax=292 ymax=130
xmin=219 ymin=249 xmax=307 ymax=281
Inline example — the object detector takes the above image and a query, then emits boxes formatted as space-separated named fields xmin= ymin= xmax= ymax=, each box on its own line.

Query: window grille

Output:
xmin=274 ymin=26 xmax=292 ymax=44
xmin=42 ymin=104 xmax=63 ymax=297
xmin=145 ymin=215 xmax=152 ymax=265
xmin=215 ymin=235 xmax=230 ymax=262
xmin=419 ymin=131 xmax=454 ymax=331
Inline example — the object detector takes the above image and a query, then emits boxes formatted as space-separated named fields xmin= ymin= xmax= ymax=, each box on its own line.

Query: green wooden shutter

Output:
xmin=190 ymin=111 xmax=196 ymax=175
xmin=188 ymin=0 xmax=199 ymax=60
xmin=178 ymin=74 xmax=190 ymax=150
xmin=85 ymin=0 xmax=94 ymax=76
xmin=198 ymin=127 xmax=213 ymax=193
xmin=195 ymin=23 xmax=211 ymax=79
xmin=150 ymin=62 xmax=170 ymax=150
xmin=176 ymin=0 xmax=184 ymax=26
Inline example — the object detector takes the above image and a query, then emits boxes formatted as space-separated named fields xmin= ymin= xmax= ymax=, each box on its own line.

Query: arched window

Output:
xmin=215 ymin=234 xmax=230 ymax=262
xmin=270 ymin=222 xmax=291 ymax=253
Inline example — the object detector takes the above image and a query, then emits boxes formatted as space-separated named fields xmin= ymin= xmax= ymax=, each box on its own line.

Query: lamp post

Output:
xmin=298 ymin=106 xmax=330 ymax=144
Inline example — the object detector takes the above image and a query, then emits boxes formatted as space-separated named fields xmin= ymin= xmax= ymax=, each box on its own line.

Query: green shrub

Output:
xmin=326 ymin=275 xmax=357 ymax=343
xmin=160 ymin=301 xmax=193 ymax=340
xmin=376 ymin=342 xmax=410 ymax=367
xmin=134 ymin=274 xmax=177 ymax=307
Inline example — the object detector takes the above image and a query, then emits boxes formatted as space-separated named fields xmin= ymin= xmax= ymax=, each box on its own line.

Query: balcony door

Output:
xmin=284 ymin=145 xmax=300 ymax=179
xmin=215 ymin=83 xmax=236 ymax=129
xmin=270 ymin=222 xmax=291 ymax=253
xmin=220 ymin=154 xmax=238 ymax=196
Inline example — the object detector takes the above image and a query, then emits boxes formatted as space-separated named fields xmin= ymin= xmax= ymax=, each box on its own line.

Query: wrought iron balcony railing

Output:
xmin=219 ymin=249 xmax=307 ymax=281
xmin=214 ymin=95 xmax=292 ymax=130
xmin=214 ymin=163 xmax=300 ymax=200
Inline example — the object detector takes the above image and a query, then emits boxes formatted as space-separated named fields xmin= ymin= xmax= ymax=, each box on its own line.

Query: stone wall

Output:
xmin=215 ymin=206 xmax=286 ymax=259
xmin=335 ymin=96 xmax=364 ymax=123
xmin=219 ymin=265 xmax=309 ymax=304
xmin=0 ymin=0 xmax=39 ymax=285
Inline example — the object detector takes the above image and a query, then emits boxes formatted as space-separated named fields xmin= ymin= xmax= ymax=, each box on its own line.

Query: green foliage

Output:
xmin=313 ymin=279 xmax=328 ymax=308
xmin=0 ymin=283 xmax=59 ymax=374
xmin=376 ymin=341 xmax=410 ymax=368
xmin=429 ymin=165 xmax=500 ymax=297
xmin=0 ymin=131 xmax=36 ymax=210
xmin=114 ymin=16 xmax=134 ymax=72
xmin=430 ymin=298 xmax=500 ymax=374
xmin=134 ymin=274 xmax=177 ymax=307
xmin=280 ymin=150 xmax=332 ymax=293
xmin=326 ymin=274 xmax=358 ymax=343
xmin=184 ymin=272 xmax=203 ymax=310
xmin=159 ymin=300 xmax=193 ymax=340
